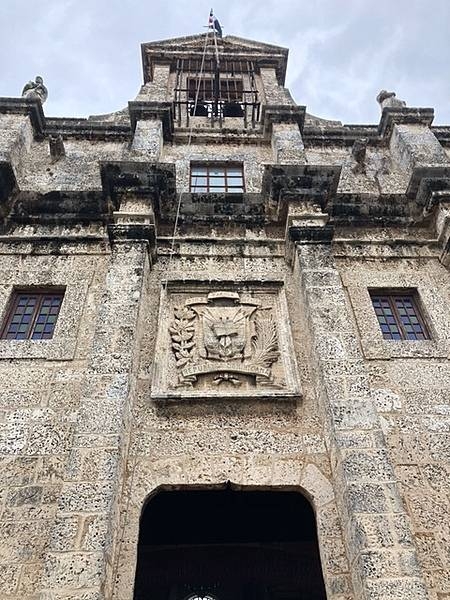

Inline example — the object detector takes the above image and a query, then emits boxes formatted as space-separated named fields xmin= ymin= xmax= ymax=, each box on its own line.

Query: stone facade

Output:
xmin=0 ymin=32 xmax=449 ymax=600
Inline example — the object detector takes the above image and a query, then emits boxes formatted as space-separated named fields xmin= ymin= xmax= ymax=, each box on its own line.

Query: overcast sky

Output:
xmin=1 ymin=0 xmax=449 ymax=124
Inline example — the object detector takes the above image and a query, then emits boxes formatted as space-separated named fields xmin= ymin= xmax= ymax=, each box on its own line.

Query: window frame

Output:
xmin=0 ymin=287 xmax=65 ymax=341
xmin=190 ymin=163 xmax=245 ymax=194
xmin=369 ymin=289 xmax=430 ymax=341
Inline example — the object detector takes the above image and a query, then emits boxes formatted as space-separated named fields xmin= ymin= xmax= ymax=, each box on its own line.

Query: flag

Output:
xmin=209 ymin=9 xmax=222 ymax=37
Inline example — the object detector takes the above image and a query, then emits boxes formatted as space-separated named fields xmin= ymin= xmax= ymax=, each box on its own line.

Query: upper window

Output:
xmin=188 ymin=78 xmax=243 ymax=103
xmin=1 ymin=289 xmax=64 ymax=340
xmin=190 ymin=164 xmax=244 ymax=193
xmin=370 ymin=291 xmax=429 ymax=340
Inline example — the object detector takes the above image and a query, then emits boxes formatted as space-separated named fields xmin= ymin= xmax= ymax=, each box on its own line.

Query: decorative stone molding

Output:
xmin=0 ymin=97 xmax=45 ymax=139
xmin=378 ymin=106 xmax=434 ymax=139
xmin=128 ymin=101 xmax=174 ymax=141
xmin=261 ymin=104 xmax=306 ymax=136
xmin=151 ymin=283 xmax=301 ymax=402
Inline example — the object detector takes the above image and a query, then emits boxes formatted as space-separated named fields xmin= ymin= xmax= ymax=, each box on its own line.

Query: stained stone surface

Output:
xmin=0 ymin=32 xmax=449 ymax=600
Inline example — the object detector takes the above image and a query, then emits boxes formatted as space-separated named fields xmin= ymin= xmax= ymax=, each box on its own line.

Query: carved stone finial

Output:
xmin=376 ymin=89 xmax=406 ymax=110
xmin=22 ymin=76 xmax=48 ymax=104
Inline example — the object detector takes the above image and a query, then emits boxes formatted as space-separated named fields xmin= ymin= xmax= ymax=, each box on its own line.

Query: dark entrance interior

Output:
xmin=133 ymin=487 xmax=327 ymax=600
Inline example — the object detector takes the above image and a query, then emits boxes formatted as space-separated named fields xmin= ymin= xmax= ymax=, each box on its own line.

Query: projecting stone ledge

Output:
xmin=378 ymin=106 xmax=434 ymax=138
xmin=128 ymin=100 xmax=174 ymax=140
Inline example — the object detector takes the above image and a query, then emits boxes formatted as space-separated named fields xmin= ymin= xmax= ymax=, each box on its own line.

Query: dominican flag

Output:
xmin=209 ymin=9 xmax=222 ymax=37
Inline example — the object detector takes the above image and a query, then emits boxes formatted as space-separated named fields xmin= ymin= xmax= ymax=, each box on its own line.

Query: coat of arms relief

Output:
xmin=151 ymin=285 xmax=301 ymax=401
xmin=169 ymin=291 xmax=280 ymax=388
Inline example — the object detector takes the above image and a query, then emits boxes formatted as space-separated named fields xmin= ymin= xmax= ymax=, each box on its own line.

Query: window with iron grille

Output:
xmin=1 ymin=289 xmax=64 ymax=340
xmin=370 ymin=291 xmax=429 ymax=340
xmin=190 ymin=164 xmax=244 ymax=193
xmin=187 ymin=78 xmax=244 ymax=102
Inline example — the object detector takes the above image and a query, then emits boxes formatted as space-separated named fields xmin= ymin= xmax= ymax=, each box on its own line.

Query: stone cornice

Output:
xmin=141 ymin=34 xmax=289 ymax=85
xmin=263 ymin=164 xmax=342 ymax=207
xmin=45 ymin=118 xmax=131 ymax=141
xmin=378 ymin=107 xmax=434 ymax=139
xmin=128 ymin=101 xmax=174 ymax=141
xmin=0 ymin=97 xmax=45 ymax=139
xmin=1 ymin=96 xmax=448 ymax=148
xmin=261 ymin=105 xmax=306 ymax=135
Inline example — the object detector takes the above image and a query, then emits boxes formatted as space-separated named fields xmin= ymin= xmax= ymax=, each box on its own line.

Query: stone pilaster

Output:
xmin=260 ymin=68 xmax=294 ymax=105
xmin=379 ymin=107 xmax=450 ymax=217
xmin=130 ymin=119 xmax=163 ymax=159
xmin=293 ymin=227 xmax=431 ymax=600
xmin=271 ymin=122 xmax=305 ymax=164
xmin=39 ymin=236 xmax=149 ymax=599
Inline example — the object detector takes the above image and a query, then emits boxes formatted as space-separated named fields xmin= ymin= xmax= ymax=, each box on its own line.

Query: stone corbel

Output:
xmin=406 ymin=166 xmax=450 ymax=219
xmin=101 ymin=161 xmax=176 ymax=258
xmin=108 ymin=191 xmax=157 ymax=259
xmin=0 ymin=97 xmax=45 ymax=140
xmin=431 ymin=197 xmax=450 ymax=268
xmin=0 ymin=161 xmax=17 ymax=207
xmin=285 ymin=196 xmax=333 ymax=265
xmin=261 ymin=164 xmax=340 ymax=264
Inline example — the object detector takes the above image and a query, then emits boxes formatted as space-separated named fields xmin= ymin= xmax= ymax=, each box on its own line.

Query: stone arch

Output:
xmin=111 ymin=460 xmax=352 ymax=600
xmin=133 ymin=484 xmax=327 ymax=599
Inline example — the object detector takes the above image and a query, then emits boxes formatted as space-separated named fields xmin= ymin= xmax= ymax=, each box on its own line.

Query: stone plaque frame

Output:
xmin=151 ymin=281 xmax=302 ymax=402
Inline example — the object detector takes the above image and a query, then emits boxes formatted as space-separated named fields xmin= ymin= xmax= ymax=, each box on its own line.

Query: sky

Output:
xmin=1 ymin=0 xmax=449 ymax=125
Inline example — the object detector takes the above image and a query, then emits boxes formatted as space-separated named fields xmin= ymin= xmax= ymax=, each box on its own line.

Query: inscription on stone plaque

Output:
xmin=152 ymin=285 xmax=301 ymax=402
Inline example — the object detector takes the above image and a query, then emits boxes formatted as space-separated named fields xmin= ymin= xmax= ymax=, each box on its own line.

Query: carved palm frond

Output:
xmin=169 ymin=306 xmax=196 ymax=367
xmin=251 ymin=312 xmax=279 ymax=369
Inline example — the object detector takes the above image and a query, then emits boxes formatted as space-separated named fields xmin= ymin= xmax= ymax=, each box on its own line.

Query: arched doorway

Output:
xmin=133 ymin=487 xmax=327 ymax=600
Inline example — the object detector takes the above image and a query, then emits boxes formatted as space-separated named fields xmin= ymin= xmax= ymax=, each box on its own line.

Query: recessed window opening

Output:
xmin=370 ymin=290 xmax=429 ymax=340
xmin=190 ymin=164 xmax=244 ymax=193
xmin=188 ymin=78 xmax=244 ymax=103
xmin=1 ymin=288 xmax=64 ymax=340
xmin=133 ymin=488 xmax=327 ymax=600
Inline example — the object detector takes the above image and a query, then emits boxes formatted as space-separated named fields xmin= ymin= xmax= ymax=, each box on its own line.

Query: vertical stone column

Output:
xmin=40 ymin=228 xmax=151 ymax=599
xmin=260 ymin=68 xmax=294 ymax=105
xmin=271 ymin=122 xmax=305 ymax=164
xmin=131 ymin=119 xmax=163 ymax=159
xmin=260 ymin=68 xmax=305 ymax=164
xmin=291 ymin=219 xmax=431 ymax=600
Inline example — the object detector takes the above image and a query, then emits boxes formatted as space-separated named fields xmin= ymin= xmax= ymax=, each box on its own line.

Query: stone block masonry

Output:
xmin=0 ymin=31 xmax=449 ymax=600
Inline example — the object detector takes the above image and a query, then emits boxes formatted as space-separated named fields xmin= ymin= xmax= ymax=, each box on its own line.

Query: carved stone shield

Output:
xmin=152 ymin=285 xmax=302 ymax=402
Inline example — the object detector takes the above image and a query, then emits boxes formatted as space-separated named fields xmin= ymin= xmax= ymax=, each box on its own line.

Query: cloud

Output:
xmin=0 ymin=0 xmax=449 ymax=123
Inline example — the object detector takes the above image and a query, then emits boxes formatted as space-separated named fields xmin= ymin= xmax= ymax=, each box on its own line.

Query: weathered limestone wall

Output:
xmin=110 ymin=246 xmax=355 ymax=600
xmin=338 ymin=251 xmax=450 ymax=600
xmin=1 ymin=32 xmax=450 ymax=600
xmin=161 ymin=143 xmax=273 ymax=193
xmin=294 ymin=240 xmax=431 ymax=600
xmin=0 ymin=246 xmax=109 ymax=598
xmin=0 ymin=233 xmax=151 ymax=599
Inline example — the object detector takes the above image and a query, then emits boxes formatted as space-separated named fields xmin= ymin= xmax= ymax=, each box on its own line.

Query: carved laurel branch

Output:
xmin=169 ymin=306 xmax=196 ymax=368
xmin=251 ymin=310 xmax=279 ymax=370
